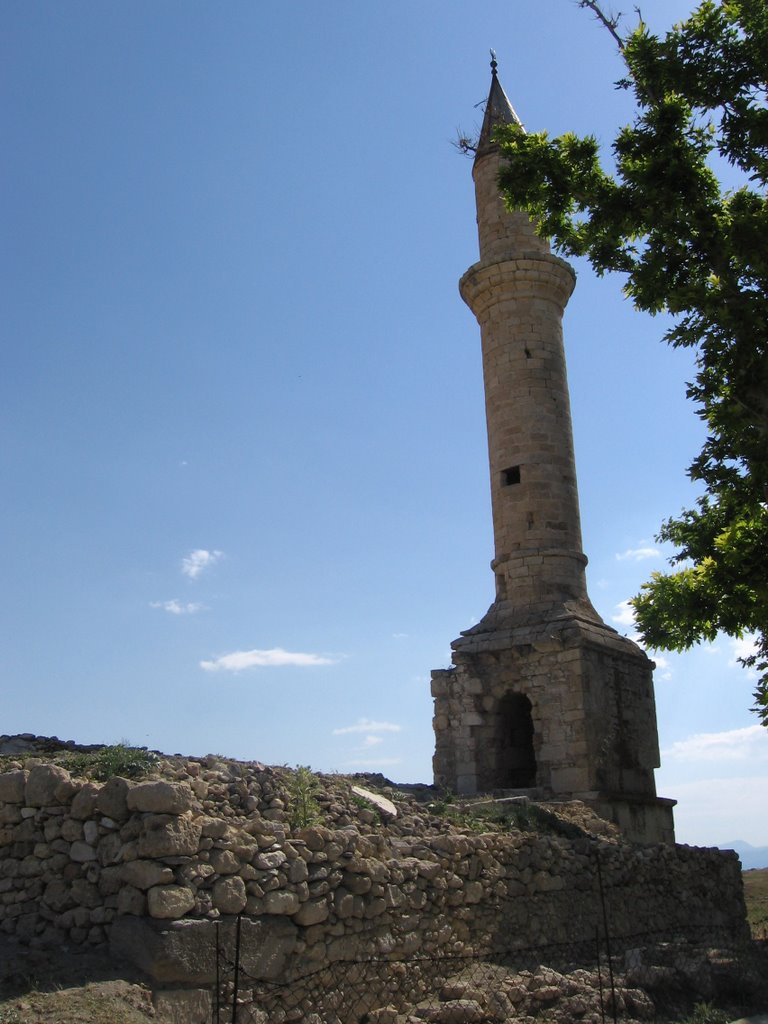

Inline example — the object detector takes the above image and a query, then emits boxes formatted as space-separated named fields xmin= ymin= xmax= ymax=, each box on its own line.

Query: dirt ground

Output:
xmin=0 ymin=937 xmax=157 ymax=1023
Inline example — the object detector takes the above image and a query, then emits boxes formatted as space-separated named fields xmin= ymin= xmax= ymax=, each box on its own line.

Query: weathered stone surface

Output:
xmin=153 ymin=989 xmax=212 ymax=1024
xmin=111 ymin=917 xmax=217 ymax=984
xmin=95 ymin=776 xmax=132 ymax=820
xmin=117 ymin=884 xmax=146 ymax=916
xmin=147 ymin=884 xmax=196 ymax=919
xmin=127 ymin=781 xmax=194 ymax=815
xmin=69 ymin=783 xmax=100 ymax=820
xmin=121 ymin=859 xmax=174 ymax=890
xmin=253 ymin=849 xmax=286 ymax=870
xmin=351 ymin=786 xmax=398 ymax=820
xmin=112 ymin=915 xmax=297 ymax=985
xmin=212 ymin=875 xmax=247 ymax=914
xmin=238 ymin=917 xmax=298 ymax=981
xmin=0 ymin=771 xmax=28 ymax=803
xmin=263 ymin=890 xmax=300 ymax=915
xmin=200 ymin=816 xmax=229 ymax=839
xmin=25 ymin=765 xmax=72 ymax=807
xmin=42 ymin=878 xmax=73 ymax=912
xmin=417 ymin=1000 xmax=485 ymax=1022
xmin=209 ymin=848 xmax=239 ymax=875
xmin=83 ymin=820 xmax=99 ymax=845
xmin=71 ymin=878 xmax=101 ymax=908
xmin=137 ymin=814 xmax=202 ymax=857
xmin=69 ymin=841 xmax=97 ymax=863
xmin=292 ymin=897 xmax=329 ymax=926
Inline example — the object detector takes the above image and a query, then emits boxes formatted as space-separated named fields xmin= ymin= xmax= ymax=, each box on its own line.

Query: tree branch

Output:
xmin=576 ymin=0 xmax=625 ymax=51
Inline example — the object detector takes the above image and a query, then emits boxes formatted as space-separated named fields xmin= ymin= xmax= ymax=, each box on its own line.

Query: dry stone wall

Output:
xmin=0 ymin=754 xmax=750 ymax=1014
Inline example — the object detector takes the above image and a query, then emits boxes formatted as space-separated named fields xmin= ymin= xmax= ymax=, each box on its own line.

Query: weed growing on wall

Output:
xmin=287 ymin=765 xmax=322 ymax=830
xmin=60 ymin=743 xmax=157 ymax=781
xmin=677 ymin=1003 xmax=731 ymax=1024
xmin=428 ymin=798 xmax=585 ymax=839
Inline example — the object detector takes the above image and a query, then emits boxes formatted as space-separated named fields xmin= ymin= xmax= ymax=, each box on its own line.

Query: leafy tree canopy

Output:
xmin=494 ymin=0 xmax=768 ymax=722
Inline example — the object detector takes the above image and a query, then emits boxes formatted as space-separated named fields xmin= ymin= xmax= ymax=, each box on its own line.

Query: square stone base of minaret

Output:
xmin=431 ymin=613 xmax=676 ymax=845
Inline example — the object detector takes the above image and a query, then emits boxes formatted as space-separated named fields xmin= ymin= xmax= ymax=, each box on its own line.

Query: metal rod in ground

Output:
xmin=595 ymin=924 xmax=606 ymax=1024
xmin=231 ymin=913 xmax=242 ymax=1024
xmin=595 ymin=848 xmax=618 ymax=1024
xmin=215 ymin=920 xmax=221 ymax=1024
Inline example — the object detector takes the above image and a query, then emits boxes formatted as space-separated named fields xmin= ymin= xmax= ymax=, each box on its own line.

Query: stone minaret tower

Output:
xmin=431 ymin=60 xmax=675 ymax=844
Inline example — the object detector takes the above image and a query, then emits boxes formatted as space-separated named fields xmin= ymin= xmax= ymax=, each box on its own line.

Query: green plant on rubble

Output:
xmin=676 ymin=1002 xmax=730 ymax=1024
xmin=59 ymin=742 xmax=157 ymax=781
xmin=428 ymin=798 xmax=584 ymax=839
xmin=288 ymin=765 xmax=323 ymax=830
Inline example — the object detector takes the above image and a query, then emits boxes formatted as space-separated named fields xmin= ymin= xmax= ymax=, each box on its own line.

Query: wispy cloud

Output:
xmin=616 ymin=546 xmax=661 ymax=562
xmin=182 ymin=549 xmax=223 ymax=579
xmin=662 ymin=725 xmax=768 ymax=763
xmin=200 ymin=647 xmax=337 ymax=672
xmin=150 ymin=599 xmax=203 ymax=615
xmin=333 ymin=718 xmax=402 ymax=736
xmin=611 ymin=599 xmax=636 ymax=628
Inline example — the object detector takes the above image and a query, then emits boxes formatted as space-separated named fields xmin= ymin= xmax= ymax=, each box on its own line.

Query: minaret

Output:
xmin=431 ymin=60 xmax=675 ymax=844
xmin=459 ymin=56 xmax=598 ymax=629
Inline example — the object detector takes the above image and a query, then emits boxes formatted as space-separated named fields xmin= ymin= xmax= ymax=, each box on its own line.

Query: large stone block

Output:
xmin=137 ymin=814 xmax=202 ymax=858
xmin=110 ymin=915 xmax=298 ymax=984
xmin=147 ymin=885 xmax=196 ymax=919
xmin=127 ymin=781 xmax=195 ymax=815
xmin=0 ymin=771 xmax=28 ymax=803
xmin=70 ymin=783 xmax=100 ymax=820
xmin=153 ymin=989 xmax=212 ymax=1024
xmin=95 ymin=776 xmax=132 ymax=820
xmin=212 ymin=875 xmax=247 ymax=914
xmin=25 ymin=765 xmax=73 ymax=807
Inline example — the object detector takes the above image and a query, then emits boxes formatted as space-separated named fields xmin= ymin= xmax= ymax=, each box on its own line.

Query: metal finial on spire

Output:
xmin=475 ymin=51 xmax=523 ymax=159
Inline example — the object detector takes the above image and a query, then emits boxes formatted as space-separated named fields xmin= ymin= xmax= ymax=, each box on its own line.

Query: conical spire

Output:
xmin=476 ymin=52 xmax=522 ymax=159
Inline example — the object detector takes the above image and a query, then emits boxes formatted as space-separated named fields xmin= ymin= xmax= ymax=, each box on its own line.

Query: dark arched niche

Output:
xmin=495 ymin=693 xmax=536 ymax=788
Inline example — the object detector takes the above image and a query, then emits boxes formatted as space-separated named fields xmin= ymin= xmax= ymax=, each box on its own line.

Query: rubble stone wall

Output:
xmin=0 ymin=760 xmax=749 ymax=1007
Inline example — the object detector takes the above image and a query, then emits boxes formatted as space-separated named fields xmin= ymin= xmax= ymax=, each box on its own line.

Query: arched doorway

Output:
xmin=496 ymin=693 xmax=536 ymax=788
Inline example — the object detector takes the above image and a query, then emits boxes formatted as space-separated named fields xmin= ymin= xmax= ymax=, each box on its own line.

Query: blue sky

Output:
xmin=2 ymin=1 xmax=766 ymax=852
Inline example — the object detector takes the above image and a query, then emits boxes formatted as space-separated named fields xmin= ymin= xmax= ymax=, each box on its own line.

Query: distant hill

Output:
xmin=716 ymin=840 xmax=768 ymax=870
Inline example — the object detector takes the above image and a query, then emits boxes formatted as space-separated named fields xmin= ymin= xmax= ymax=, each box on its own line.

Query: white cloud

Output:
xmin=729 ymin=633 xmax=759 ymax=672
xmin=200 ymin=647 xmax=337 ymax=672
xmin=611 ymin=599 xmax=636 ymax=627
xmin=150 ymin=599 xmax=203 ymax=615
xmin=333 ymin=718 xmax=402 ymax=736
xmin=652 ymin=655 xmax=672 ymax=681
xmin=616 ymin=546 xmax=661 ymax=562
xmin=361 ymin=735 xmax=384 ymax=748
xmin=662 ymin=725 xmax=768 ymax=764
xmin=182 ymin=549 xmax=223 ymax=579
xmin=392 ymin=633 xmax=408 ymax=639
